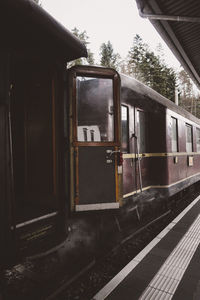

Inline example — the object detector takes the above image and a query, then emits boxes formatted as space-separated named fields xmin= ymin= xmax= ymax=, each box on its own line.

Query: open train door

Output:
xmin=68 ymin=66 xmax=122 ymax=211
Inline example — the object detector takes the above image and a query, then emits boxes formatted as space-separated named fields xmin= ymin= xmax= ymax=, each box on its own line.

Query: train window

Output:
xmin=76 ymin=76 xmax=114 ymax=142
xmin=83 ymin=128 xmax=88 ymax=141
xmin=137 ymin=110 xmax=146 ymax=153
xmin=121 ymin=105 xmax=129 ymax=152
xmin=90 ymin=129 xmax=95 ymax=142
xmin=171 ymin=117 xmax=178 ymax=152
xmin=196 ymin=128 xmax=200 ymax=152
xmin=186 ymin=124 xmax=193 ymax=152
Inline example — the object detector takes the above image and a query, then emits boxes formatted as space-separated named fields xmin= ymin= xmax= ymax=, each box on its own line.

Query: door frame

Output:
xmin=67 ymin=65 xmax=122 ymax=211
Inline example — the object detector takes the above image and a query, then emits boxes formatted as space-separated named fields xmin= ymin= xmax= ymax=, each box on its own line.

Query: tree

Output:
xmin=127 ymin=34 xmax=177 ymax=102
xmin=68 ymin=27 xmax=95 ymax=67
xmin=178 ymin=69 xmax=193 ymax=99
xmin=156 ymin=43 xmax=165 ymax=62
xmin=178 ymin=69 xmax=200 ymax=116
xmin=126 ymin=34 xmax=147 ymax=81
xmin=99 ymin=41 xmax=121 ymax=71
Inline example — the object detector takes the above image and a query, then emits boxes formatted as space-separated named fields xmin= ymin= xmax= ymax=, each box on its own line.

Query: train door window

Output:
xmin=121 ymin=105 xmax=129 ymax=152
xmin=137 ymin=110 xmax=146 ymax=153
xmin=186 ymin=124 xmax=193 ymax=152
xmin=90 ymin=129 xmax=94 ymax=141
xmin=76 ymin=76 xmax=114 ymax=142
xmin=196 ymin=128 xmax=200 ymax=152
xmin=171 ymin=117 xmax=178 ymax=152
xmin=83 ymin=128 xmax=88 ymax=141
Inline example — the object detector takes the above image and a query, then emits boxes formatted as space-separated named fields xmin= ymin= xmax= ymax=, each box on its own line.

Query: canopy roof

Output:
xmin=136 ymin=0 xmax=200 ymax=88
xmin=1 ymin=0 xmax=87 ymax=62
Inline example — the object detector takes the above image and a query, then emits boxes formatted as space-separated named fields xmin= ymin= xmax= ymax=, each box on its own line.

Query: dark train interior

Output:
xmin=10 ymin=64 xmax=59 ymax=224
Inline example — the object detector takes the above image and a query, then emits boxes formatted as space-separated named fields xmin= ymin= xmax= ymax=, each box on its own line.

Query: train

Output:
xmin=1 ymin=0 xmax=200 ymax=287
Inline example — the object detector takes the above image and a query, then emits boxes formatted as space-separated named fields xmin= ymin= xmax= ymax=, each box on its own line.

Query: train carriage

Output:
xmin=2 ymin=0 xmax=200 ymax=286
xmin=120 ymin=73 xmax=200 ymax=201
xmin=68 ymin=65 xmax=200 ymax=214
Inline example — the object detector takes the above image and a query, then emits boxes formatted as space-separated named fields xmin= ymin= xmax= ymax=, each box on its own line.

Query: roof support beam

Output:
xmin=138 ymin=10 xmax=200 ymax=23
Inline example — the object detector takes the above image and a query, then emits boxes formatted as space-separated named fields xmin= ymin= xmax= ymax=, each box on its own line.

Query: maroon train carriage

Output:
xmin=68 ymin=65 xmax=200 ymax=213
xmin=120 ymin=73 xmax=200 ymax=202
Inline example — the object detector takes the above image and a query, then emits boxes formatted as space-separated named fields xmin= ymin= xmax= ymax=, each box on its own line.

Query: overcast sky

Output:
xmin=42 ymin=0 xmax=181 ymax=69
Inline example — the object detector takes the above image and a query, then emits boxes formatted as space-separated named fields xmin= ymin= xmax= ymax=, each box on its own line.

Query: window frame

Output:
xmin=121 ymin=104 xmax=129 ymax=153
xmin=171 ymin=117 xmax=179 ymax=152
xmin=186 ymin=123 xmax=193 ymax=153
xmin=196 ymin=127 xmax=200 ymax=152
xmin=71 ymin=67 xmax=121 ymax=147
xmin=136 ymin=108 xmax=147 ymax=154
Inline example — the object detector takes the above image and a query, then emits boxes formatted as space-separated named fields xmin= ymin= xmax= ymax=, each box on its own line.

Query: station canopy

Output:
xmin=136 ymin=0 xmax=200 ymax=88
xmin=0 ymin=0 xmax=87 ymax=62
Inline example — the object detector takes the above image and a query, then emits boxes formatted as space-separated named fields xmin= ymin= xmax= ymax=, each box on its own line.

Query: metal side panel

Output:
xmin=78 ymin=146 xmax=116 ymax=205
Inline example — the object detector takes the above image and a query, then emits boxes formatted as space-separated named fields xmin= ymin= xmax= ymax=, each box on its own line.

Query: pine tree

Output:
xmin=99 ymin=41 xmax=121 ymax=71
xmin=127 ymin=34 xmax=177 ymax=102
xmin=68 ymin=27 xmax=95 ymax=67
xmin=127 ymin=34 xmax=147 ymax=81
xmin=178 ymin=69 xmax=200 ymax=116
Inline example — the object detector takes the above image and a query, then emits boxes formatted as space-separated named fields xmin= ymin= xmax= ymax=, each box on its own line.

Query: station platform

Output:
xmin=93 ymin=195 xmax=200 ymax=300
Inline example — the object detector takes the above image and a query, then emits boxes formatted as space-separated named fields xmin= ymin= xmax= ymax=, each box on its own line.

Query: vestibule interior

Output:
xmin=11 ymin=61 xmax=59 ymax=224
